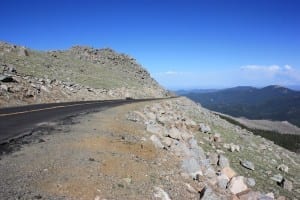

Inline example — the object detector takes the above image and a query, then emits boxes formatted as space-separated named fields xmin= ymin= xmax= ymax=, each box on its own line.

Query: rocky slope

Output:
xmin=0 ymin=97 xmax=299 ymax=199
xmin=0 ymin=42 xmax=169 ymax=107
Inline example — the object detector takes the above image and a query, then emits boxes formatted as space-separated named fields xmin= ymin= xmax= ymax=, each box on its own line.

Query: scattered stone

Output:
xmin=18 ymin=47 xmax=29 ymax=56
xmin=240 ymin=160 xmax=255 ymax=170
xmin=200 ymin=186 xmax=220 ymax=200
xmin=270 ymin=174 xmax=283 ymax=183
xmin=245 ymin=178 xmax=256 ymax=187
xmin=218 ymin=154 xmax=230 ymax=168
xmin=153 ymin=186 xmax=171 ymax=200
xmin=184 ymin=183 xmax=197 ymax=193
xmin=277 ymin=164 xmax=289 ymax=173
xmin=150 ymin=135 xmax=164 ymax=149
xmin=221 ymin=167 xmax=236 ymax=179
xmin=213 ymin=133 xmax=221 ymax=142
xmin=167 ymin=127 xmax=182 ymax=140
xmin=283 ymin=179 xmax=293 ymax=191
xmin=146 ymin=124 xmax=161 ymax=135
xmin=228 ymin=176 xmax=248 ymax=194
xmin=40 ymin=85 xmax=50 ymax=93
xmin=204 ymin=167 xmax=216 ymax=178
xmin=0 ymin=84 xmax=8 ymax=91
xmin=0 ymin=75 xmax=14 ymax=82
xmin=182 ymin=157 xmax=201 ymax=177
xmin=199 ymin=123 xmax=211 ymax=133
xmin=217 ymin=174 xmax=229 ymax=189
xmin=122 ymin=177 xmax=132 ymax=184
xmin=237 ymin=190 xmax=260 ymax=200
xmin=208 ymin=153 xmax=218 ymax=165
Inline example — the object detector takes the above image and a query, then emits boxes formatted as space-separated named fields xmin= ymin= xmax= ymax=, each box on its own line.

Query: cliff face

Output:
xmin=0 ymin=42 xmax=169 ymax=107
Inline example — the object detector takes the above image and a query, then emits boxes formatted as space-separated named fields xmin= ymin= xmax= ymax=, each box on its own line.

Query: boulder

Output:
xmin=0 ymin=75 xmax=14 ymax=82
xmin=237 ymin=190 xmax=261 ymax=200
xmin=228 ymin=176 xmax=248 ymax=194
xmin=199 ymin=123 xmax=211 ymax=133
xmin=283 ymin=179 xmax=293 ymax=191
xmin=150 ymin=135 xmax=164 ymax=149
xmin=182 ymin=157 xmax=201 ymax=178
xmin=18 ymin=47 xmax=29 ymax=56
xmin=213 ymin=133 xmax=221 ymax=142
xmin=208 ymin=153 xmax=218 ymax=165
xmin=199 ymin=186 xmax=220 ymax=200
xmin=277 ymin=164 xmax=289 ymax=173
xmin=240 ymin=160 xmax=255 ymax=170
xmin=217 ymin=174 xmax=229 ymax=189
xmin=218 ymin=154 xmax=230 ymax=168
xmin=270 ymin=174 xmax=283 ymax=183
xmin=0 ymin=84 xmax=8 ymax=91
xmin=221 ymin=167 xmax=236 ymax=179
xmin=146 ymin=124 xmax=162 ymax=135
xmin=153 ymin=186 xmax=171 ymax=200
xmin=167 ymin=127 xmax=182 ymax=140
xmin=6 ymin=64 xmax=17 ymax=73
xmin=245 ymin=178 xmax=256 ymax=187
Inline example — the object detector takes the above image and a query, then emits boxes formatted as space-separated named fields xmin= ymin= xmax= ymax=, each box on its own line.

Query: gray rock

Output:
xmin=182 ymin=157 xmax=200 ymax=175
xmin=153 ymin=186 xmax=171 ymax=200
xmin=240 ymin=160 xmax=255 ymax=170
xmin=277 ymin=164 xmax=289 ymax=173
xmin=200 ymin=186 xmax=220 ymax=200
xmin=199 ymin=123 xmax=211 ymax=133
xmin=283 ymin=179 xmax=293 ymax=191
xmin=228 ymin=176 xmax=248 ymax=194
xmin=204 ymin=167 xmax=216 ymax=178
xmin=0 ymin=84 xmax=8 ymax=91
xmin=270 ymin=174 xmax=283 ymax=183
xmin=217 ymin=174 xmax=229 ymax=189
xmin=246 ymin=177 xmax=256 ymax=187
xmin=208 ymin=153 xmax=218 ymax=165
xmin=218 ymin=154 xmax=230 ymax=168
xmin=150 ymin=135 xmax=164 ymax=149
xmin=0 ymin=75 xmax=14 ymax=82
xmin=167 ymin=127 xmax=181 ymax=140
xmin=18 ymin=47 xmax=29 ymax=56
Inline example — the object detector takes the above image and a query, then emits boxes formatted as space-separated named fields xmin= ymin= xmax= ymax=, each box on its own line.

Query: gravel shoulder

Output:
xmin=0 ymin=97 xmax=299 ymax=200
xmin=0 ymin=100 xmax=195 ymax=199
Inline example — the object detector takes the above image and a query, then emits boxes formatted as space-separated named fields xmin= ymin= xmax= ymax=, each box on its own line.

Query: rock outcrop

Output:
xmin=0 ymin=41 xmax=170 ymax=107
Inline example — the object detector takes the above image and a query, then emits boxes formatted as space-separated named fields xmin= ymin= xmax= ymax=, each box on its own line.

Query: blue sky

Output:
xmin=0 ymin=0 xmax=299 ymax=89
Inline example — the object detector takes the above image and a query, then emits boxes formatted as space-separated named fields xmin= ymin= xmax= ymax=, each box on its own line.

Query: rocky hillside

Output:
xmin=0 ymin=97 xmax=299 ymax=199
xmin=0 ymin=42 xmax=169 ymax=107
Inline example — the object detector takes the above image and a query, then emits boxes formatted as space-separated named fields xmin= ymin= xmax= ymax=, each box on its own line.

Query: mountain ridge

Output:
xmin=179 ymin=85 xmax=300 ymax=128
xmin=0 ymin=41 xmax=170 ymax=107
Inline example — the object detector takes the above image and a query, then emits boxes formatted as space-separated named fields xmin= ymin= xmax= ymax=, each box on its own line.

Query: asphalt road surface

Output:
xmin=0 ymin=98 xmax=159 ymax=144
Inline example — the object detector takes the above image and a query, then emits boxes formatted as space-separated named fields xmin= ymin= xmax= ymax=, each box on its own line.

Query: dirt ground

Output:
xmin=0 ymin=100 xmax=199 ymax=200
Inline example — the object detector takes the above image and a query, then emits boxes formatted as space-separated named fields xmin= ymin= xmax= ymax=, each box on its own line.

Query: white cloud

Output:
xmin=241 ymin=65 xmax=281 ymax=73
xmin=284 ymin=65 xmax=292 ymax=70
xmin=239 ymin=64 xmax=300 ymax=85
xmin=164 ymin=71 xmax=178 ymax=75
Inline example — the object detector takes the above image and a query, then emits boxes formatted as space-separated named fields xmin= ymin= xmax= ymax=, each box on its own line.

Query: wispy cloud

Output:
xmin=239 ymin=64 xmax=300 ymax=85
xmin=241 ymin=65 xmax=282 ymax=73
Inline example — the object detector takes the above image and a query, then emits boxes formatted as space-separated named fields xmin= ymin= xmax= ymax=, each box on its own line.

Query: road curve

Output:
xmin=0 ymin=98 xmax=160 ymax=144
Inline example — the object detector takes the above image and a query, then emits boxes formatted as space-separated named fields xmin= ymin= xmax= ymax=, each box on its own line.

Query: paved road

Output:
xmin=0 ymin=98 xmax=159 ymax=144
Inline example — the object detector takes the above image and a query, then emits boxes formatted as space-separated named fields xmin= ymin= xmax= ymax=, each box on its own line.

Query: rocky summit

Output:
xmin=0 ymin=42 xmax=299 ymax=200
xmin=0 ymin=42 xmax=170 ymax=107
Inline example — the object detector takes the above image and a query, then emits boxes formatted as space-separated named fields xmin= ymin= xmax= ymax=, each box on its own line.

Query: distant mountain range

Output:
xmin=177 ymin=85 xmax=300 ymax=127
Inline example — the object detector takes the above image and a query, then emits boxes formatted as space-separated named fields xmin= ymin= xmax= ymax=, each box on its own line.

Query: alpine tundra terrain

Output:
xmin=0 ymin=41 xmax=169 ymax=107
xmin=0 ymin=42 xmax=299 ymax=199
